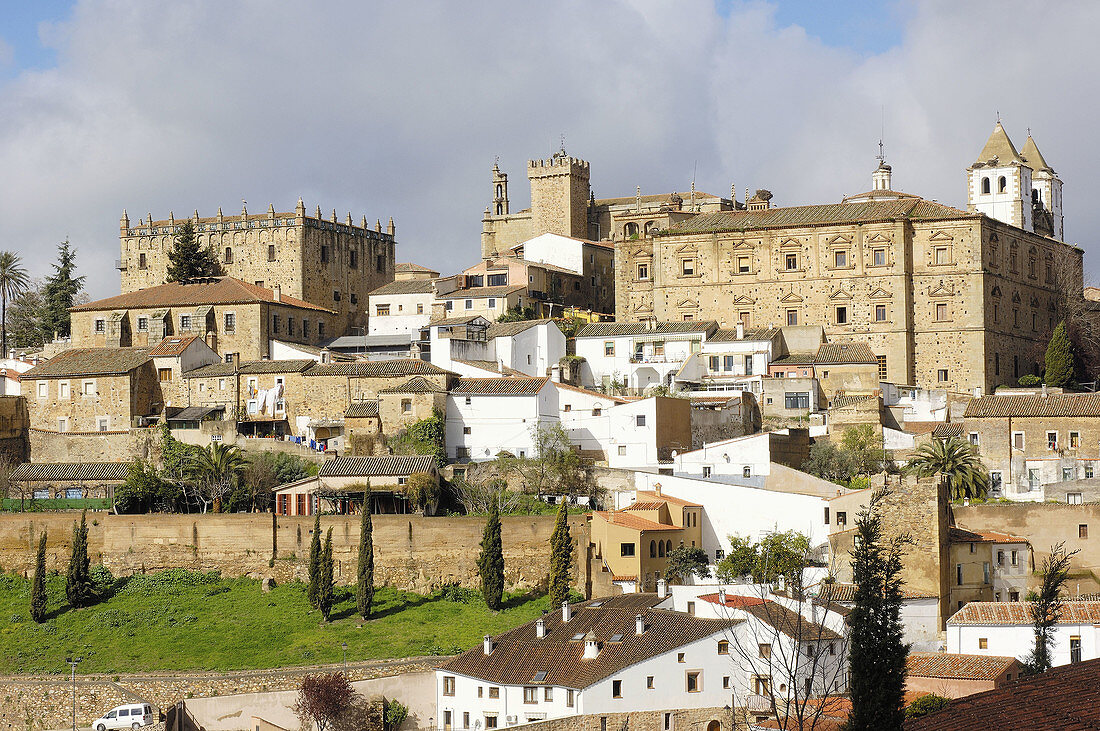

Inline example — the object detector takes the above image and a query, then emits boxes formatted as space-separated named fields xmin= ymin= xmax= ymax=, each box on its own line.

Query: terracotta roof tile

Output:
xmin=317 ymin=455 xmax=437 ymax=478
xmin=438 ymin=594 xmax=740 ymax=689
xmin=576 ymin=321 xmax=718 ymax=338
xmin=701 ymin=596 xmax=843 ymax=641
xmin=591 ymin=511 xmax=681 ymax=532
xmin=907 ymin=652 xmax=1019 ymax=681
xmin=948 ymin=601 xmax=1100 ymax=626
xmin=634 ymin=490 xmax=702 ymax=508
xmin=395 ymin=262 xmax=437 ymax=273
xmin=344 ymin=401 xmax=380 ymax=419
xmin=451 ymin=377 xmax=548 ymax=395
xmin=305 ymin=359 xmax=452 ymax=378
xmin=436 ymin=285 xmax=526 ymax=300
xmin=814 ymin=342 xmax=878 ymax=365
xmin=71 ymin=276 xmax=333 ymax=313
xmin=369 ymin=280 xmax=437 ymax=296
xmin=11 ymin=462 xmax=131 ymax=481
xmin=486 ymin=319 xmax=558 ymax=339
xmin=147 ymin=335 xmax=202 ymax=357
xmin=378 ymin=375 xmax=448 ymax=394
xmin=830 ymin=394 xmax=876 ymax=410
xmin=949 ymin=527 xmax=1029 ymax=544
xmin=708 ymin=327 xmax=781 ymax=343
xmin=964 ymin=393 xmax=1100 ymax=418
xmin=184 ymin=359 xmax=316 ymax=378
xmin=933 ymin=423 xmax=963 ymax=438
xmin=23 ymin=348 xmax=151 ymax=379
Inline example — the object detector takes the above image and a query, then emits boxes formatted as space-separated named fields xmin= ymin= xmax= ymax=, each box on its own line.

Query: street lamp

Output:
xmin=341 ymin=642 xmax=348 ymax=675
xmin=65 ymin=655 xmax=82 ymax=731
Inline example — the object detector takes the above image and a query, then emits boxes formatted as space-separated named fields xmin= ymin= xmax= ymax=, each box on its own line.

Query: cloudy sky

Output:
xmin=0 ymin=0 xmax=1097 ymax=299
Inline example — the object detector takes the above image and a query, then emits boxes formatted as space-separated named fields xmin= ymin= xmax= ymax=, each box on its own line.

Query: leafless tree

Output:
xmin=455 ymin=477 xmax=523 ymax=515
xmin=719 ymin=552 xmax=851 ymax=730
xmin=294 ymin=672 xmax=354 ymax=731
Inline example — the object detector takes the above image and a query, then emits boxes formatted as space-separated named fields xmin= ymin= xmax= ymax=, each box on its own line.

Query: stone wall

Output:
xmin=0 ymin=513 xmax=591 ymax=595
xmin=29 ymin=427 xmax=162 ymax=464
xmin=522 ymin=706 xmax=736 ymax=731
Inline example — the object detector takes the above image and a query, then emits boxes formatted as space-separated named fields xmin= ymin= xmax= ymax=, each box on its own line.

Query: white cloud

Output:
xmin=0 ymin=0 xmax=1097 ymax=301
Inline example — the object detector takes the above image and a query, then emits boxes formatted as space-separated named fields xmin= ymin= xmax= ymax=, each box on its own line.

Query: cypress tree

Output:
xmin=319 ymin=527 xmax=335 ymax=621
xmin=65 ymin=510 xmax=93 ymax=608
xmin=477 ymin=501 xmax=505 ymax=610
xmin=845 ymin=491 xmax=909 ymax=731
xmin=307 ymin=513 xmax=322 ymax=609
xmin=270 ymin=511 xmax=278 ymax=568
xmin=165 ymin=220 xmax=222 ymax=282
xmin=356 ymin=482 xmax=375 ymax=619
xmin=1044 ymin=320 xmax=1075 ymax=388
xmin=548 ymin=501 xmax=572 ymax=609
xmin=30 ymin=531 xmax=48 ymax=623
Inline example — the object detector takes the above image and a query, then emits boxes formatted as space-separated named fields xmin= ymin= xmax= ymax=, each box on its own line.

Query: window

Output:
xmin=488 ymin=273 xmax=507 ymax=287
xmin=1012 ymin=432 xmax=1025 ymax=450
xmin=1070 ymin=492 xmax=1084 ymax=505
xmin=753 ymin=677 xmax=771 ymax=696
xmin=94 ymin=319 xmax=105 ymax=333
xmin=758 ymin=643 xmax=771 ymax=659
xmin=1010 ymin=590 xmax=1020 ymax=602
xmin=999 ymin=175 xmax=1007 ymax=193
xmin=934 ymin=247 xmax=949 ymax=265
xmin=265 ymin=243 xmax=276 ymax=262
xmin=835 ymin=306 xmax=848 ymax=324
xmin=983 ymin=562 xmax=991 ymax=584
xmin=936 ymin=303 xmax=948 ymax=321
xmin=334 ymin=290 xmax=341 ymax=302
xmin=485 ymin=717 xmax=497 ymax=730
xmin=1080 ymin=524 xmax=1089 ymax=539
xmin=784 ymin=392 xmax=810 ymax=410
xmin=524 ymin=687 xmax=538 ymax=704
xmin=620 ymin=542 xmax=635 ymax=557
xmin=1048 ymin=432 xmax=1058 ymax=450
xmin=487 ymin=298 xmax=496 ymax=309
xmin=744 ymin=355 xmax=753 ymax=375
xmin=636 ymin=415 xmax=646 ymax=427
xmin=286 ymin=318 xmax=295 ymax=336
xmin=978 ymin=638 xmax=988 ymax=650
xmin=349 ymin=249 xmax=358 ymax=268
xmin=875 ymin=304 xmax=887 ymax=322
xmin=722 ymin=355 xmax=734 ymax=372
xmin=57 ymin=418 xmax=68 ymax=432
xmin=1011 ymin=550 xmax=1019 ymax=566
xmin=1028 ymin=468 xmax=1040 ymax=491
xmin=833 ymin=250 xmax=848 ymax=268
xmin=1064 ymin=468 xmax=1074 ymax=482
xmin=320 ymin=245 xmax=330 ymax=263
xmin=443 ymin=677 xmax=456 ymax=696
xmin=876 ymin=355 xmax=887 ymax=380
xmin=488 ymin=687 xmax=499 ymax=699
xmin=416 ymin=303 xmax=424 ymax=315
xmin=318 ymin=322 xmax=325 ymax=338
xmin=566 ymin=690 xmax=574 ymax=707
xmin=686 ymin=672 xmax=700 ymax=692
xmin=37 ymin=382 xmax=47 ymax=398
xmin=224 ymin=247 xmax=233 ymax=264
xmin=1071 ymin=432 xmax=1081 ymax=449
xmin=224 ymin=313 xmax=235 ymax=333
xmin=272 ymin=315 xmax=281 ymax=334
xmin=737 ymin=256 xmax=751 ymax=273
xmin=180 ymin=314 xmax=192 ymax=330
xmin=646 ymin=676 xmax=655 ymax=689
xmin=158 ymin=368 xmax=172 ymax=382
xmin=463 ymin=426 xmax=471 ymax=435
xmin=544 ymin=688 xmax=553 ymax=702
xmin=617 ymin=445 xmax=627 ymax=456
xmin=612 ymin=680 xmax=622 ymax=698
xmin=937 ymin=369 xmax=949 ymax=383
xmin=376 ymin=304 xmax=390 ymax=317
xmin=785 ymin=253 xmax=798 ymax=270
xmin=873 ymin=248 xmax=886 ymax=266
xmin=956 ymin=563 xmax=963 ymax=586
xmin=686 ymin=602 xmax=695 ymax=616
xmin=139 ymin=252 xmax=147 ymax=269
xmin=1071 ymin=636 xmax=1082 ymax=664
xmin=137 ymin=317 xmax=149 ymax=332
xmin=702 ymin=466 xmax=711 ymax=478
xmin=743 ymin=466 xmax=752 ymax=478
xmin=402 ymin=399 xmax=412 ymax=414
xmin=637 ymin=263 xmax=649 ymax=280
xmin=82 ymin=380 xmax=95 ymax=396
xmin=59 ymin=382 xmax=70 ymax=398
xmin=464 ymin=299 xmax=473 ymax=310
xmin=836 ymin=511 xmax=847 ymax=526
xmin=680 ymin=258 xmax=695 ymax=276
xmin=717 ymin=640 xmax=729 ymax=655
xmin=786 ymin=309 xmax=798 ymax=326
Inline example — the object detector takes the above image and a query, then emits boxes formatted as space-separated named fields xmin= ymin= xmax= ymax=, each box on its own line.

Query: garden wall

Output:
xmin=0 ymin=512 xmax=591 ymax=595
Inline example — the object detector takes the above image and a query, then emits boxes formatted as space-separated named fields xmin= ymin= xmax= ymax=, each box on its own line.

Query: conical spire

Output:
xmin=1021 ymin=134 xmax=1052 ymax=172
xmin=975 ymin=122 xmax=1023 ymax=165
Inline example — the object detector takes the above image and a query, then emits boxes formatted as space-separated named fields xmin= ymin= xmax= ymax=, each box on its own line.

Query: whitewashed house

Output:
xmin=575 ymin=321 xmax=717 ymax=394
xmin=671 ymin=433 xmax=776 ymax=484
xmin=675 ymin=325 xmax=780 ymax=398
xmin=947 ymin=601 xmax=1100 ymax=666
xmin=0 ymin=353 xmax=37 ymax=396
xmin=367 ymin=279 xmax=438 ymax=337
xmin=434 ymin=594 xmax=740 ymax=729
xmin=446 ymin=377 xmax=556 ymax=461
xmin=486 ymin=320 xmax=566 ymax=377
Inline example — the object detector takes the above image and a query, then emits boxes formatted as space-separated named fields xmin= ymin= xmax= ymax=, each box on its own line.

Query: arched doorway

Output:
xmin=707 ymin=721 xmax=721 ymax=731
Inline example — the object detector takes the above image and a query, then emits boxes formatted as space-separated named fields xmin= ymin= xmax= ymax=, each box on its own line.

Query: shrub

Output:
xmin=384 ymin=699 xmax=409 ymax=731
xmin=1018 ymin=374 xmax=1042 ymax=386
xmin=905 ymin=694 xmax=950 ymax=718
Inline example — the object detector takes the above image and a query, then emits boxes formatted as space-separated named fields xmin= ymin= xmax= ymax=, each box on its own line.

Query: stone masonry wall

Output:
xmin=0 ymin=513 xmax=591 ymax=595
xmin=29 ymin=428 xmax=162 ymax=464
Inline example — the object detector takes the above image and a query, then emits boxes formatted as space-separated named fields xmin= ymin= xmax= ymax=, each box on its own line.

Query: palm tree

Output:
xmin=187 ymin=442 xmax=247 ymax=512
xmin=0 ymin=251 xmax=30 ymax=354
xmin=907 ymin=436 xmax=988 ymax=500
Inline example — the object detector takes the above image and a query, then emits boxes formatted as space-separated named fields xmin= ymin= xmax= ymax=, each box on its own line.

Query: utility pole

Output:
xmin=66 ymin=655 xmax=82 ymax=731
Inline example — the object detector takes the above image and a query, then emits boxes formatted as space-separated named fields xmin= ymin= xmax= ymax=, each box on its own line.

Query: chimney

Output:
xmin=8 ymin=349 xmax=13 ymax=359
xmin=735 ymin=321 xmax=745 ymax=340
xmin=656 ymin=578 xmax=668 ymax=599
xmin=635 ymin=614 xmax=646 ymax=635
xmin=231 ymin=352 xmax=241 ymax=370
xmin=320 ymin=348 xmax=331 ymax=364
xmin=562 ymin=601 xmax=572 ymax=622
xmin=536 ymin=617 xmax=547 ymax=639
xmin=583 ymin=633 xmax=600 ymax=659
xmin=483 ymin=635 xmax=494 ymax=654
xmin=1042 ymin=383 xmax=1049 ymax=397
xmin=718 ymin=587 xmax=727 ymax=605
xmin=654 ymin=483 xmax=662 ymax=497
xmin=273 ymin=285 xmax=282 ymax=302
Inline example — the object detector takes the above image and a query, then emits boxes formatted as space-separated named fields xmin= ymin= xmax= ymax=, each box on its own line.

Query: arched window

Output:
xmin=665 ymin=540 xmax=673 ymax=555
xmin=1033 ymin=188 xmax=1040 ymax=203
xmin=981 ymin=177 xmax=991 ymax=194
xmin=495 ymin=184 xmax=503 ymax=198
xmin=707 ymin=720 xmax=722 ymax=731
xmin=658 ymin=541 xmax=665 ymax=558
xmin=999 ymin=176 xmax=1007 ymax=193
xmin=224 ymin=247 xmax=233 ymax=264
xmin=495 ymin=203 xmax=503 ymax=215
xmin=624 ymin=222 xmax=639 ymax=238
xmin=650 ymin=540 xmax=657 ymax=558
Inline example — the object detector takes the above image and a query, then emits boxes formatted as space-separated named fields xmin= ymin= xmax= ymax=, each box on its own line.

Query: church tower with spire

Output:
xmin=967 ymin=122 xmax=1033 ymax=233
xmin=1020 ymin=133 xmax=1063 ymax=241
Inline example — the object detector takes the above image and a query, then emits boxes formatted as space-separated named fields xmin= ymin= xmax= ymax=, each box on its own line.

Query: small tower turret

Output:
xmin=967 ymin=121 xmax=1033 ymax=232
xmin=296 ymin=197 xmax=305 ymax=217
xmin=491 ymin=163 xmax=510 ymax=216
xmin=120 ymin=210 xmax=129 ymax=230
xmin=1021 ymin=132 xmax=1063 ymax=240
xmin=387 ymin=217 xmax=395 ymax=237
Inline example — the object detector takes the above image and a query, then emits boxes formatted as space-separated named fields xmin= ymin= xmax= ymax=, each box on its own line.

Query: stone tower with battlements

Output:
xmin=527 ymin=148 xmax=591 ymax=241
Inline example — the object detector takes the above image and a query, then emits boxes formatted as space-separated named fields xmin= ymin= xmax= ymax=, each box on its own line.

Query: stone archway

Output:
xmin=707 ymin=720 xmax=721 ymax=731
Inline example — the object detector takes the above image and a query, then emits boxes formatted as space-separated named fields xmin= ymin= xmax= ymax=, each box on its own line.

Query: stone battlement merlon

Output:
xmin=121 ymin=210 xmax=396 ymax=242
xmin=527 ymin=156 xmax=590 ymax=171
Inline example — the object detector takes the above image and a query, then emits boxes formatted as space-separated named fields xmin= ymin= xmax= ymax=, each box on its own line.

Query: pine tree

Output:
xmin=477 ymin=501 xmax=505 ymax=610
xmin=65 ymin=510 xmax=93 ymax=608
xmin=30 ymin=531 xmax=47 ymax=623
xmin=319 ymin=527 xmax=335 ymax=621
xmin=41 ymin=241 xmax=85 ymax=339
xmin=165 ymin=220 xmax=222 ymax=282
xmin=845 ymin=490 xmax=909 ymax=731
xmin=1044 ymin=320 xmax=1075 ymax=388
xmin=356 ymin=482 xmax=375 ymax=619
xmin=307 ymin=513 xmax=322 ymax=609
xmin=547 ymin=500 xmax=572 ymax=609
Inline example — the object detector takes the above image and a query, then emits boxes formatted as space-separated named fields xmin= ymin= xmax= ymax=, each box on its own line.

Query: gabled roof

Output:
xmin=554 ymin=381 xmax=629 ymax=404
xmin=435 ymin=285 xmax=526 ymax=300
xmin=11 ymin=462 xmax=131 ymax=481
xmin=633 ymin=490 xmax=702 ymax=508
xmin=666 ymin=198 xmax=971 ymax=235
xmin=377 ymin=375 xmax=448 ymax=394
xmin=451 ymin=377 xmax=549 ymax=395
xmin=438 ymin=594 xmax=739 ymax=690
xmin=432 ymin=315 xmax=490 ymax=327
xmin=932 ymin=423 xmax=963 ymax=439
xmin=948 ymin=601 xmax=1100 ymax=626
xmin=23 ymin=348 xmax=151 ymax=379
xmin=1020 ymin=135 xmax=1053 ymax=172
xmin=395 ymin=262 xmax=438 ymax=274
xmin=964 ymin=393 xmax=1100 ymax=418
xmin=344 ymin=401 xmax=379 ymax=419
xmin=813 ymin=582 xmax=937 ymax=603
xmin=708 ymin=327 xmax=781 ymax=343
xmin=71 ymin=276 xmax=333 ymax=313
xmin=973 ymin=122 xmax=1024 ymax=166
xmin=814 ymin=342 xmax=878 ymax=365
xmin=591 ymin=511 xmax=681 ymax=532
xmin=183 ymin=359 xmax=316 ymax=378
xmin=453 ymin=359 xmax=526 ymax=377
xmin=316 ymin=455 xmax=437 ymax=478
xmin=486 ymin=319 xmax=558 ymax=339
xmin=904 ymin=656 xmax=1100 ymax=731
xmin=575 ymin=321 xmax=718 ymax=338
xmin=702 ymin=596 xmax=843 ymax=641
xmin=304 ymin=359 xmax=452 ymax=378
xmin=148 ymin=335 xmax=202 ymax=357
xmin=368 ymin=279 xmax=437 ymax=296
xmin=830 ymin=394 xmax=876 ymax=410
xmin=949 ymin=527 xmax=1028 ymax=544
xmin=907 ymin=652 xmax=1019 ymax=681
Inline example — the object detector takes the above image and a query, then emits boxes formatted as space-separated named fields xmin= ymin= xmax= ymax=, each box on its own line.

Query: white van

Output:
xmin=92 ymin=703 xmax=154 ymax=730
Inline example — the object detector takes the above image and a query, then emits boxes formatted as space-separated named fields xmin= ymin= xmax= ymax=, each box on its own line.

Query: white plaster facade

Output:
xmin=947 ymin=603 xmax=1100 ymax=666
xmin=368 ymin=289 xmax=435 ymax=336
xmin=445 ymin=380 xmax=557 ymax=461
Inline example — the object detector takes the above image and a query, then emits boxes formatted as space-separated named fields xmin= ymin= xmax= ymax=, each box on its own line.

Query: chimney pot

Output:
xmin=536 ymin=617 xmax=546 ymax=639
xmin=562 ymin=601 xmax=572 ymax=622
xmin=718 ymin=588 xmax=727 ymax=605
xmin=483 ymin=635 xmax=493 ymax=654
xmin=735 ymin=321 xmax=745 ymax=340
xmin=654 ymin=483 xmax=662 ymax=496
xmin=583 ymin=634 xmax=600 ymax=659
xmin=635 ymin=614 xmax=645 ymax=635
xmin=273 ymin=285 xmax=282 ymax=302
xmin=656 ymin=578 xmax=668 ymax=599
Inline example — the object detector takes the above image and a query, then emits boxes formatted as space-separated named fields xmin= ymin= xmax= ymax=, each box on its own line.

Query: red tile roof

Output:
xmin=949 ymin=527 xmax=1029 ymax=544
xmin=634 ymin=489 xmax=702 ymax=508
xmin=147 ymin=335 xmax=201 ymax=357
xmin=71 ymin=276 xmax=333 ymax=313
xmin=907 ymin=652 xmax=1019 ymax=681
xmin=553 ymin=381 xmax=629 ymax=404
xmin=591 ymin=511 xmax=681 ymax=532
xmin=699 ymin=592 xmax=768 ymax=609
xmin=451 ymin=377 xmax=549 ymax=395
xmin=948 ymin=601 xmax=1100 ymax=626
xmin=905 ymin=656 xmax=1100 ymax=730
xmin=965 ymin=393 xmax=1100 ymax=418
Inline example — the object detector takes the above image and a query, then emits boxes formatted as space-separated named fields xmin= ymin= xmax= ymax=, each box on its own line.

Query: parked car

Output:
xmin=92 ymin=703 xmax=154 ymax=731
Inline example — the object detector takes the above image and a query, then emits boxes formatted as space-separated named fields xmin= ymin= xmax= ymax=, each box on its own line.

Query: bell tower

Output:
xmin=491 ymin=163 xmax=509 ymax=216
xmin=967 ymin=122 xmax=1033 ymax=233
xmin=1021 ymin=133 xmax=1063 ymax=241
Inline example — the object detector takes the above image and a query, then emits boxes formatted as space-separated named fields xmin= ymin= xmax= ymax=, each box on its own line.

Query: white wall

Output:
xmin=368 ymin=292 xmax=434 ymax=336
xmin=672 ymin=434 xmax=773 ymax=479
xmin=496 ymin=323 xmax=566 ymax=377
xmin=576 ymin=333 xmax=703 ymax=391
xmin=948 ymin=622 xmax=1100 ymax=666
xmin=605 ymin=399 xmax=663 ymax=470
xmin=445 ymin=387 xmax=557 ymax=461
xmin=520 ymin=233 xmax=584 ymax=275
xmin=902 ymin=598 xmax=941 ymax=652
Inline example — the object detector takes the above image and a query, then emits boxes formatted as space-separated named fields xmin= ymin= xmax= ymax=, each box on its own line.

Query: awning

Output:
xmin=166 ymin=405 xmax=223 ymax=421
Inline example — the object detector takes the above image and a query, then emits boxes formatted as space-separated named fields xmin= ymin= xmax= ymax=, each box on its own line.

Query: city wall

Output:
xmin=0 ymin=513 xmax=590 ymax=595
